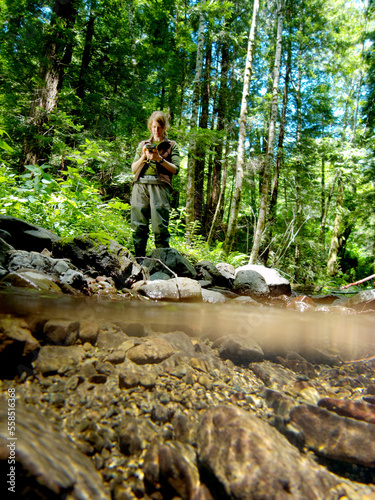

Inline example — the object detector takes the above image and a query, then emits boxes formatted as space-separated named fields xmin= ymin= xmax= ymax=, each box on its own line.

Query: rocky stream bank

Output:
xmin=0 ymin=215 xmax=375 ymax=499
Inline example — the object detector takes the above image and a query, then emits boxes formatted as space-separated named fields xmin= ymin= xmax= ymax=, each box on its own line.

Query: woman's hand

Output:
xmin=145 ymin=146 xmax=161 ymax=162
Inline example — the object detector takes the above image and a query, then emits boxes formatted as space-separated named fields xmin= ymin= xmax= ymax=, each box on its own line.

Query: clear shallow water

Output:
xmin=0 ymin=288 xmax=374 ymax=361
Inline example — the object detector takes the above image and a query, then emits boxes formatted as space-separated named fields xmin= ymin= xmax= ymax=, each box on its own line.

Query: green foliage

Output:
xmin=0 ymin=163 xmax=132 ymax=246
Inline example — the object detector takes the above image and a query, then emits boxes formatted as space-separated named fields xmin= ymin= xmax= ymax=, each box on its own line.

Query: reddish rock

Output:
xmin=318 ymin=397 xmax=375 ymax=424
xmin=290 ymin=404 xmax=375 ymax=466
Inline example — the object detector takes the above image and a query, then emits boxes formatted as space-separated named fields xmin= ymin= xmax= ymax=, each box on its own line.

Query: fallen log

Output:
xmin=340 ymin=274 xmax=375 ymax=290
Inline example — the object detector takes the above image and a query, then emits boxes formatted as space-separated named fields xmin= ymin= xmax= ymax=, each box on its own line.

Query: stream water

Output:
xmin=1 ymin=288 xmax=374 ymax=361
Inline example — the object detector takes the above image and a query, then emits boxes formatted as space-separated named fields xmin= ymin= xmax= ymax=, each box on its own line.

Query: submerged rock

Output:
xmin=197 ymin=405 xmax=354 ymax=500
xmin=290 ymin=404 xmax=375 ymax=467
xmin=0 ymin=398 xmax=110 ymax=499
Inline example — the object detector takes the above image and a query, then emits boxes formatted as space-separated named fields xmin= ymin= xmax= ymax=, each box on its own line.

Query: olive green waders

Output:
xmin=131 ymin=182 xmax=172 ymax=257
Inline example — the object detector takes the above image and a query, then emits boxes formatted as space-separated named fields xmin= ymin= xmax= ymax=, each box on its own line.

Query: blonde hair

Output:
xmin=147 ymin=111 xmax=169 ymax=136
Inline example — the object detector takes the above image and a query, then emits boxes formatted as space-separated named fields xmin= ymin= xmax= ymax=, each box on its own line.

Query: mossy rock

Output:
xmin=52 ymin=234 xmax=145 ymax=288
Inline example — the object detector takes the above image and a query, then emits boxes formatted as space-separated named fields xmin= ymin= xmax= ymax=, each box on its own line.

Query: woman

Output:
xmin=131 ymin=111 xmax=180 ymax=258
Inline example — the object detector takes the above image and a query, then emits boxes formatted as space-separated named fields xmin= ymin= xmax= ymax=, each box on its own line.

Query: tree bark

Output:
xmin=249 ymin=0 xmax=284 ymax=264
xmin=263 ymin=41 xmax=291 ymax=264
xmin=77 ymin=10 xmax=96 ymax=101
xmin=319 ymin=166 xmax=339 ymax=245
xmin=206 ymin=41 xmax=229 ymax=230
xmin=185 ymin=12 xmax=205 ymax=243
xmin=224 ymin=0 xmax=260 ymax=254
xmin=327 ymin=170 xmax=343 ymax=276
xmin=293 ymin=39 xmax=303 ymax=280
xmin=195 ymin=39 xmax=212 ymax=228
xmin=207 ymin=136 xmax=229 ymax=246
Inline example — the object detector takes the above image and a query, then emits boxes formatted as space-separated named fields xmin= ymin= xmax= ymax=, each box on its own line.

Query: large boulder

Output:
xmin=342 ymin=289 xmax=375 ymax=311
xmin=0 ymin=215 xmax=60 ymax=252
xmin=195 ymin=260 xmax=233 ymax=288
xmin=52 ymin=234 xmax=148 ymax=289
xmin=232 ymin=269 xmax=269 ymax=298
xmin=143 ymin=248 xmax=197 ymax=279
xmin=235 ymin=264 xmax=291 ymax=297
xmin=0 ymin=398 xmax=110 ymax=499
xmin=138 ymin=277 xmax=202 ymax=302
xmin=197 ymin=405 xmax=354 ymax=499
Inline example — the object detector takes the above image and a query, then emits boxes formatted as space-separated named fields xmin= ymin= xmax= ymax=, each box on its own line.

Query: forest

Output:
xmin=1 ymin=0 xmax=375 ymax=288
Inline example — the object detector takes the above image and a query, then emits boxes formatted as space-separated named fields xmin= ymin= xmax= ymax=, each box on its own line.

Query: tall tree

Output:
xmin=224 ymin=0 xmax=260 ymax=254
xmin=249 ymin=0 xmax=284 ymax=264
xmin=185 ymin=11 xmax=205 ymax=243
xmin=22 ymin=0 xmax=79 ymax=166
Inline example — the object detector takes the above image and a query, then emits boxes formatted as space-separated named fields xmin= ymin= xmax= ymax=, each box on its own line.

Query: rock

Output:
xmin=197 ymin=405 xmax=349 ymax=500
xmin=119 ymin=371 xmax=142 ymax=389
xmin=118 ymin=417 xmax=155 ymax=456
xmin=344 ymin=289 xmax=375 ymax=311
xmin=162 ymin=331 xmax=195 ymax=353
xmin=0 ymin=398 xmax=109 ymax=499
xmin=0 ymin=215 xmax=61 ymax=252
xmin=122 ymin=322 xmax=147 ymax=337
xmin=212 ymin=334 xmax=264 ymax=365
xmin=143 ymin=440 xmax=200 ymax=499
xmin=143 ymin=248 xmax=197 ymax=279
xmin=33 ymin=345 xmax=85 ymax=374
xmin=318 ymin=397 xmax=375 ymax=424
xmin=126 ymin=337 xmax=175 ymax=364
xmin=139 ymin=277 xmax=202 ymax=302
xmin=96 ymin=329 xmax=128 ymax=350
xmin=0 ymin=316 xmax=39 ymax=355
xmin=249 ymin=361 xmax=297 ymax=391
xmin=290 ymin=404 xmax=375 ymax=467
xmin=235 ymin=264 xmax=291 ymax=297
xmin=0 ymin=316 xmax=40 ymax=378
xmin=79 ymin=320 xmax=99 ymax=344
xmin=287 ymin=295 xmax=317 ymax=312
xmin=276 ymin=353 xmax=317 ymax=378
xmin=0 ymin=270 xmax=63 ymax=293
xmin=232 ymin=295 xmax=260 ymax=306
xmin=0 ymin=237 xmax=14 ymax=268
xmin=201 ymin=288 xmax=227 ymax=303
xmin=215 ymin=262 xmax=235 ymax=280
xmin=52 ymin=235 xmax=148 ymax=289
xmin=149 ymin=270 xmax=171 ymax=280
xmin=232 ymin=270 xmax=270 ymax=298
xmin=195 ymin=260 xmax=233 ymax=288
xmin=43 ymin=319 xmax=80 ymax=345
xmin=106 ymin=350 xmax=126 ymax=364
xmin=59 ymin=269 xmax=85 ymax=288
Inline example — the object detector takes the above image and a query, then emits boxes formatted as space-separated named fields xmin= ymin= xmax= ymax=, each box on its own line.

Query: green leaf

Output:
xmin=0 ymin=140 xmax=13 ymax=153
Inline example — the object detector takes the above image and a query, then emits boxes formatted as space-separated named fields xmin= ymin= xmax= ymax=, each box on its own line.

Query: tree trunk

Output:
xmin=22 ymin=0 xmax=78 ymax=166
xmin=195 ymin=40 xmax=212 ymax=229
xmin=224 ymin=0 xmax=259 ymax=254
xmin=207 ymin=136 xmax=229 ymax=246
xmin=77 ymin=10 xmax=96 ymax=101
xmin=249 ymin=0 xmax=284 ymax=264
xmin=263 ymin=41 xmax=291 ymax=264
xmin=207 ymin=41 xmax=229 ymax=230
xmin=319 ymin=167 xmax=339 ymax=245
xmin=185 ymin=12 xmax=205 ymax=243
xmin=293 ymin=41 xmax=303 ymax=280
xmin=327 ymin=171 xmax=343 ymax=276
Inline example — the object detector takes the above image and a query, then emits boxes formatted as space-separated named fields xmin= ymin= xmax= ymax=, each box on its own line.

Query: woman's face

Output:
xmin=151 ymin=121 xmax=165 ymax=142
